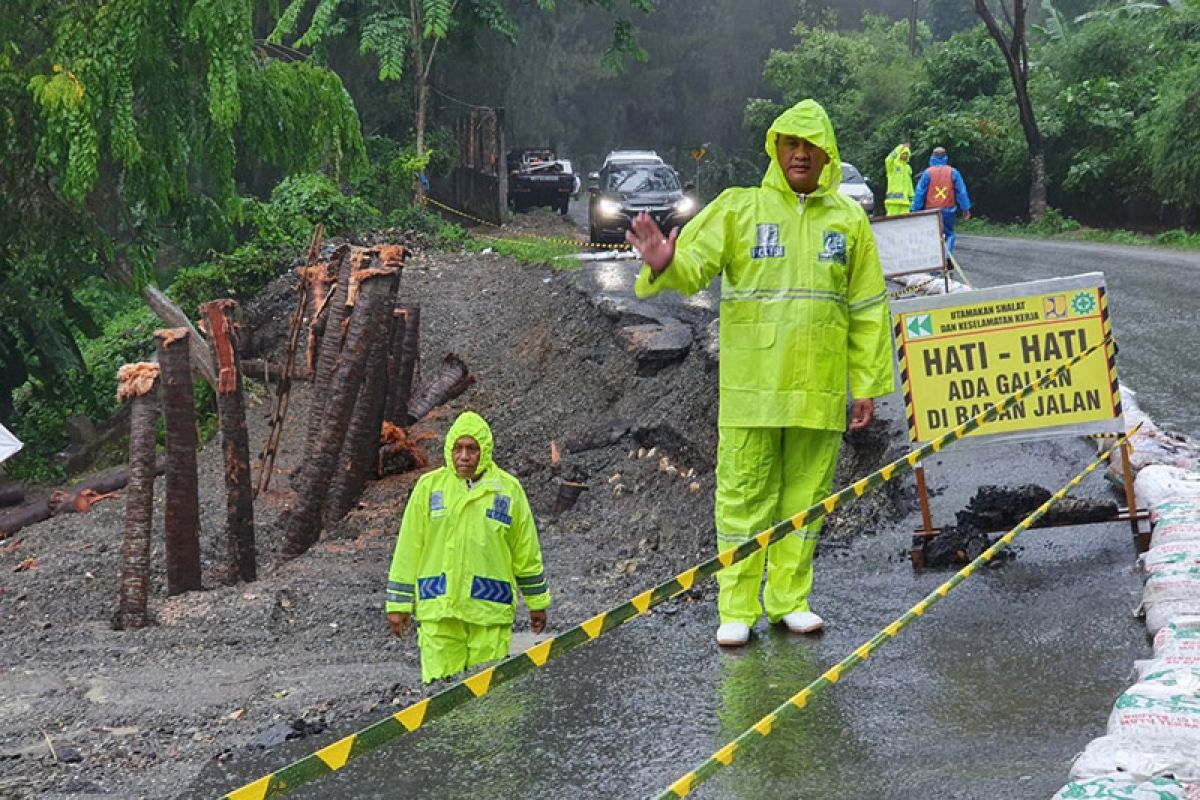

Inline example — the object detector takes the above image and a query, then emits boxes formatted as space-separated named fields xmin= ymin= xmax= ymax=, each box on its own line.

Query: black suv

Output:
xmin=587 ymin=162 xmax=698 ymax=245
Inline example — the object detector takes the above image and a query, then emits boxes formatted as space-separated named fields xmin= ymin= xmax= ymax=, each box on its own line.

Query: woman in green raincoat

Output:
xmin=884 ymin=143 xmax=913 ymax=216
xmin=626 ymin=99 xmax=894 ymax=647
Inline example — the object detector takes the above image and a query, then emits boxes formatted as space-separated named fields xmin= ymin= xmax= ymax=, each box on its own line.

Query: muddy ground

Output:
xmin=0 ymin=212 xmax=907 ymax=800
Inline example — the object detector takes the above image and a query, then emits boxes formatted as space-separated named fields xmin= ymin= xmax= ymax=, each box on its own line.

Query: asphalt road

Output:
xmin=954 ymin=235 xmax=1200 ymax=440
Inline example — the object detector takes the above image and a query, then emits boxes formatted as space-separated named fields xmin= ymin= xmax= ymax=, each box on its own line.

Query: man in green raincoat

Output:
xmin=626 ymin=99 xmax=894 ymax=647
xmin=386 ymin=411 xmax=550 ymax=682
xmin=884 ymin=143 xmax=913 ymax=216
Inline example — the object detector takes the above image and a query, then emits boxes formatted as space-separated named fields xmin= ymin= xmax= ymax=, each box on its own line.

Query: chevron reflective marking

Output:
xmin=960 ymin=564 xmax=975 ymax=579
xmin=669 ymin=773 xmax=696 ymax=797
xmin=752 ymin=716 xmax=775 ymax=736
xmin=525 ymin=639 xmax=553 ymax=667
xmin=881 ymin=463 xmax=896 ymax=480
xmin=652 ymin=432 xmax=1135 ymax=800
xmin=930 ymin=438 xmax=943 ymax=452
xmin=316 ymin=736 xmax=355 ymax=771
xmin=854 ymin=644 xmax=871 ymax=661
xmin=631 ymin=590 xmax=653 ymax=614
xmin=717 ymin=548 xmax=735 ymax=568
xmin=853 ymin=478 xmax=869 ymax=496
xmin=581 ymin=613 xmax=606 ymax=639
xmin=935 ymin=584 xmax=950 ymax=597
xmin=790 ymin=510 xmax=809 ymax=528
xmin=228 ymin=776 xmax=271 ymax=800
xmin=906 ymin=450 xmax=921 ymax=466
xmin=755 ymin=530 xmax=772 ymax=549
xmin=394 ymin=698 xmax=428 ymax=731
xmin=714 ymin=742 xmax=738 ymax=765
xmin=465 ymin=667 xmax=495 ymax=697
xmin=676 ymin=567 xmax=697 ymax=591
xmin=822 ymin=497 xmax=837 ymax=513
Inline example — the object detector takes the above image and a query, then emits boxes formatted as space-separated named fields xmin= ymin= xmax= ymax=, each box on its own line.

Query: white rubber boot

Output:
xmin=716 ymin=622 xmax=751 ymax=647
xmin=781 ymin=610 xmax=824 ymax=634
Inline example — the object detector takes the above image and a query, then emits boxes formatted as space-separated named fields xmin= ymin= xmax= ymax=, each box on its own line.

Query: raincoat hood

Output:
xmin=929 ymin=152 xmax=949 ymax=167
xmin=894 ymin=144 xmax=911 ymax=160
xmin=443 ymin=411 xmax=494 ymax=476
xmin=763 ymin=99 xmax=840 ymax=198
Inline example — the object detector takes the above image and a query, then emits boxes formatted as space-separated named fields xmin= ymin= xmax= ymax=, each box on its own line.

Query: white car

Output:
xmin=838 ymin=162 xmax=875 ymax=215
xmin=601 ymin=149 xmax=664 ymax=169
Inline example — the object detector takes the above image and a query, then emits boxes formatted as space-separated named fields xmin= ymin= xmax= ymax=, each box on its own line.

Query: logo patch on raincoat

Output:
xmin=486 ymin=494 xmax=513 ymax=525
xmin=430 ymin=490 xmax=445 ymax=516
xmin=818 ymin=231 xmax=847 ymax=265
xmin=750 ymin=224 xmax=785 ymax=259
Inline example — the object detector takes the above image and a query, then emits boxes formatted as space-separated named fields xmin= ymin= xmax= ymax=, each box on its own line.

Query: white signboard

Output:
xmin=871 ymin=210 xmax=945 ymax=278
xmin=0 ymin=423 xmax=22 ymax=464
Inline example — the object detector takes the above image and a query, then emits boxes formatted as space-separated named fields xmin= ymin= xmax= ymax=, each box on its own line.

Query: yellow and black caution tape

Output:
xmin=419 ymin=194 xmax=633 ymax=252
xmin=888 ymin=273 xmax=941 ymax=299
xmin=947 ymin=250 xmax=974 ymax=289
xmin=218 ymin=337 xmax=1109 ymax=800
xmin=655 ymin=424 xmax=1139 ymax=800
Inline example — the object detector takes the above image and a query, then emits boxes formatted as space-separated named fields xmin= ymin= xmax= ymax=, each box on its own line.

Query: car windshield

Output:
xmin=604 ymin=165 xmax=679 ymax=193
xmin=841 ymin=164 xmax=865 ymax=183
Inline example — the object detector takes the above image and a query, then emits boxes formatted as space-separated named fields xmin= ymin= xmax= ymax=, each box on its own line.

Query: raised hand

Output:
xmin=625 ymin=212 xmax=678 ymax=276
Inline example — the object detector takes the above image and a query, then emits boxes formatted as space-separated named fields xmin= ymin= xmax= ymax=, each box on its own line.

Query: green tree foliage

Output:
xmin=0 ymin=0 xmax=364 ymax=448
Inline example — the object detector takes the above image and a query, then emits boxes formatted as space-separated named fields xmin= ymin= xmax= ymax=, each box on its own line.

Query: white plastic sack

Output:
xmin=1150 ymin=502 xmax=1200 ymax=549
xmin=1070 ymin=734 xmax=1200 ymax=783
xmin=1053 ymin=775 xmax=1200 ymax=799
xmin=1142 ymin=544 xmax=1200 ymax=580
xmin=1137 ymin=466 xmax=1200 ymax=510
xmin=1107 ymin=668 xmax=1200 ymax=747
xmin=1154 ymin=618 xmax=1200 ymax=660
xmin=0 ymin=422 xmax=21 ymax=464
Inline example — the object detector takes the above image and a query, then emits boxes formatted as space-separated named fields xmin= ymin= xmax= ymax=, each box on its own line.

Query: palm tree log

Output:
xmin=404 ymin=353 xmax=475 ymax=426
xmin=113 ymin=363 xmax=160 ymax=630
xmin=155 ymin=328 xmax=202 ymax=595
xmin=200 ymin=300 xmax=256 ymax=584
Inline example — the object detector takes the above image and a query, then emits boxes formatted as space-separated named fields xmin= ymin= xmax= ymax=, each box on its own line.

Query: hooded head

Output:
xmin=763 ymin=99 xmax=840 ymax=197
xmin=443 ymin=411 xmax=494 ymax=480
xmin=930 ymin=146 xmax=948 ymax=166
xmin=898 ymin=144 xmax=911 ymax=161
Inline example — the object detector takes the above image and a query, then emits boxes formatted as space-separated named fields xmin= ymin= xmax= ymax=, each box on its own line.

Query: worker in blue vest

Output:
xmin=911 ymin=147 xmax=971 ymax=254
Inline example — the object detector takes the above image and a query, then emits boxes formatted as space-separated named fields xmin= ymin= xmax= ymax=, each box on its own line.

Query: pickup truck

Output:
xmin=506 ymin=148 xmax=577 ymax=215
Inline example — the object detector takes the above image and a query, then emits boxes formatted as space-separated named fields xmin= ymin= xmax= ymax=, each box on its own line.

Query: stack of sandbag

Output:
xmin=1105 ymin=387 xmax=1200 ymax=484
xmin=1142 ymin=503 xmax=1200 ymax=635
xmin=1064 ymin=620 xmax=1200 ymax=794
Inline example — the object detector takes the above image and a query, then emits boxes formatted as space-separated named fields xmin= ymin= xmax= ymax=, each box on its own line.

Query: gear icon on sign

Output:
xmin=1070 ymin=292 xmax=1096 ymax=316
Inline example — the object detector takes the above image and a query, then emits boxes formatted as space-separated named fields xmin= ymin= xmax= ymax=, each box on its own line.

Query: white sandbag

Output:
xmin=1138 ymin=657 xmax=1200 ymax=681
xmin=1070 ymin=734 xmax=1200 ymax=783
xmin=1150 ymin=503 xmax=1200 ymax=549
xmin=1104 ymin=386 xmax=1200 ymax=483
xmin=1107 ymin=668 xmax=1200 ymax=746
xmin=1137 ymin=465 xmax=1200 ymax=510
xmin=1141 ymin=544 xmax=1200 ymax=579
xmin=1154 ymin=618 xmax=1200 ymax=660
xmin=1053 ymin=775 xmax=1200 ymax=799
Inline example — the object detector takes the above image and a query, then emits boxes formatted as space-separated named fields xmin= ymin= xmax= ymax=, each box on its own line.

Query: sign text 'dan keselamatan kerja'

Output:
xmin=891 ymin=273 xmax=1123 ymax=445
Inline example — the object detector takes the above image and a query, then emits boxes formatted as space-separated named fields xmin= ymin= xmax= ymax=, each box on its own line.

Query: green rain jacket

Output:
xmin=386 ymin=412 xmax=550 ymax=625
xmin=634 ymin=100 xmax=895 ymax=430
xmin=885 ymin=144 xmax=914 ymax=205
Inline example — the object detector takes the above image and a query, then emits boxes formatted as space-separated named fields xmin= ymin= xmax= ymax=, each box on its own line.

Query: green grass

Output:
xmin=466 ymin=234 xmax=579 ymax=268
xmin=959 ymin=212 xmax=1200 ymax=251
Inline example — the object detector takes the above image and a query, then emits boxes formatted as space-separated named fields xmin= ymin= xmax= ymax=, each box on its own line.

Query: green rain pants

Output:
xmin=417 ymin=618 xmax=511 ymax=683
xmin=884 ymin=198 xmax=910 ymax=216
xmin=715 ymin=426 xmax=843 ymax=626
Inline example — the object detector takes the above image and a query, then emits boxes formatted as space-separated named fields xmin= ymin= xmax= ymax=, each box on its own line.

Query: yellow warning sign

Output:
xmin=892 ymin=274 xmax=1121 ymax=443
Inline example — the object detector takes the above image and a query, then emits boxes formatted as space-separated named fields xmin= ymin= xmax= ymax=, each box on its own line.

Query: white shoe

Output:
xmin=716 ymin=622 xmax=751 ymax=647
xmin=781 ymin=610 xmax=824 ymax=634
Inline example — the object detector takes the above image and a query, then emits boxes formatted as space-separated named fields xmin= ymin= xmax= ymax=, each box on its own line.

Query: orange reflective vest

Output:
xmin=925 ymin=165 xmax=955 ymax=209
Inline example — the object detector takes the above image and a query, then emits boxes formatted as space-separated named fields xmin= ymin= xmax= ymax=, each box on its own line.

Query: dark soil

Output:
xmin=0 ymin=214 xmax=908 ymax=800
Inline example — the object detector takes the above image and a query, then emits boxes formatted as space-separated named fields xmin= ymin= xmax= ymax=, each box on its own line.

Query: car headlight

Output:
xmin=597 ymin=199 xmax=622 ymax=217
xmin=674 ymin=196 xmax=696 ymax=215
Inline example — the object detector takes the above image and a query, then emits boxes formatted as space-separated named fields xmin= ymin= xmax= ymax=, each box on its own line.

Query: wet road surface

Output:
xmin=955 ymin=235 xmax=1200 ymax=439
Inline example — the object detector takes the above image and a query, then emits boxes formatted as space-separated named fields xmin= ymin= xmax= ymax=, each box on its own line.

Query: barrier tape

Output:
xmin=217 ymin=337 xmax=1109 ymax=800
xmin=888 ymin=274 xmax=941 ymax=300
xmin=419 ymin=194 xmax=634 ymax=252
xmin=655 ymin=425 xmax=1139 ymax=799
xmin=947 ymin=250 xmax=974 ymax=289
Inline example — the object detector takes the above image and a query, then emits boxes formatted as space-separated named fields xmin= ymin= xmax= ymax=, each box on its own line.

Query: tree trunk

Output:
xmin=200 ymin=300 xmax=256 ymax=584
xmin=404 ymin=352 xmax=475 ymax=426
xmin=303 ymin=247 xmax=357 ymax=465
xmin=113 ymin=363 xmax=160 ymax=631
xmin=282 ymin=267 xmax=400 ymax=559
xmin=155 ymin=329 xmax=202 ymax=595
xmin=324 ymin=249 xmax=404 ymax=525
xmin=386 ymin=305 xmax=421 ymax=425
xmin=974 ymin=0 xmax=1047 ymax=222
xmin=0 ymin=483 xmax=23 ymax=508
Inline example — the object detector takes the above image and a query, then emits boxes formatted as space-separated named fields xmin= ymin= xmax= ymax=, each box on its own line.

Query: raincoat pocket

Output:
xmin=722 ymin=322 xmax=778 ymax=392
